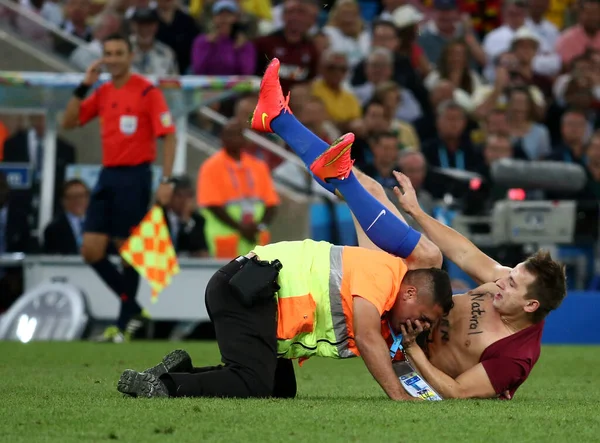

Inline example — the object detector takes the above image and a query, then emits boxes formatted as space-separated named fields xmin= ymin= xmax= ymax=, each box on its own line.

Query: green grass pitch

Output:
xmin=1 ymin=342 xmax=599 ymax=443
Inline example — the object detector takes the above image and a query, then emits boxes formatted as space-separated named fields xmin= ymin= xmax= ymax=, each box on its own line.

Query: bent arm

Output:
xmin=353 ymin=297 xmax=416 ymax=401
xmin=405 ymin=344 xmax=497 ymax=399
xmin=61 ymin=96 xmax=83 ymax=129
xmin=352 ymin=168 xmax=442 ymax=269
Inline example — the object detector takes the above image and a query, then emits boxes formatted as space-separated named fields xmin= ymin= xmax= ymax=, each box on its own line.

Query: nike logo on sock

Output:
xmin=366 ymin=209 xmax=386 ymax=232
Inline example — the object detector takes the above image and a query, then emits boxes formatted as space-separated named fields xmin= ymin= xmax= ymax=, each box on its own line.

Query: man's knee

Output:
xmin=409 ymin=237 xmax=443 ymax=269
xmin=81 ymin=234 xmax=109 ymax=264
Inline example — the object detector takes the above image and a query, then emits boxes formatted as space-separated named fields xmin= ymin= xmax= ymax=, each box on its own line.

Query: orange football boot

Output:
xmin=310 ymin=133 xmax=355 ymax=182
xmin=250 ymin=58 xmax=292 ymax=133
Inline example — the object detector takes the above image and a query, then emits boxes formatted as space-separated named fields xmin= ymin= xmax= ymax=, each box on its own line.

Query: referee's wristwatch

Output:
xmin=160 ymin=176 xmax=174 ymax=185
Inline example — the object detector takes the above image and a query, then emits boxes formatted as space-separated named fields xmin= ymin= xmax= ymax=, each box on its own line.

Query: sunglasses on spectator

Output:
xmin=325 ymin=65 xmax=348 ymax=72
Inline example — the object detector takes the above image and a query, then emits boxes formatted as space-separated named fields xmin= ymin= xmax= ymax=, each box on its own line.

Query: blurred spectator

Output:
xmin=125 ymin=0 xmax=155 ymax=19
xmin=482 ymin=0 xmax=527 ymax=79
xmin=391 ymin=4 xmax=431 ymax=76
xmin=351 ymin=20 xmax=430 ymax=114
xmin=196 ymin=0 xmax=263 ymax=39
xmin=55 ymin=0 xmax=93 ymax=56
xmin=352 ymin=47 xmax=395 ymax=104
xmin=363 ymin=99 xmax=419 ymax=154
xmin=322 ymin=0 xmax=371 ymax=71
xmin=379 ymin=0 xmax=406 ymax=21
xmin=313 ymin=29 xmax=330 ymax=54
xmin=421 ymin=100 xmax=480 ymax=176
xmin=297 ymin=96 xmax=341 ymax=144
xmin=553 ymin=53 xmax=596 ymax=106
xmin=477 ymin=134 xmax=514 ymax=202
xmin=155 ymin=0 xmax=199 ymax=74
xmin=556 ymin=0 xmax=600 ymax=67
xmin=473 ymin=51 xmax=547 ymax=121
xmin=418 ymin=0 xmax=486 ymax=69
xmin=197 ymin=118 xmax=279 ymax=258
xmin=0 ymin=173 xmax=36 ymax=312
xmin=506 ymin=86 xmax=551 ymax=160
xmin=311 ymin=50 xmax=362 ymax=132
xmin=360 ymin=132 xmax=401 ymax=188
xmin=548 ymin=109 xmax=589 ymax=164
xmin=130 ymin=8 xmax=179 ymax=76
xmin=270 ymin=0 xmax=319 ymax=37
xmin=526 ymin=0 xmax=561 ymax=76
xmin=254 ymin=0 xmax=319 ymax=94
xmin=43 ymin=179 xmax=89 ymax=255
xmin=70 ymin=11 xmax=122 ymax=70
xmin=20 ymin=0 xmax=62 ymax=26
xmin=15 ymin=0 xmax=63 ymax=49
xmin=396 ymin=150 xmax=434 ymax=218
xmin=191 ymin=0 xmax=255 ymax=75
xmin=424 ymin=39 xmax=485 ymax=112
xmin=482 ymin=0 xmax=558 ymax=79
xmin=546 ymin=0 xmax=577 ymax=29
xmin=373 ymin=81 xmax=423 ymax=125
xmin=510 ymin=27 xmax=553 ymax=99
xmin=471 ymin=107 xmax=512 ymax=144
xmin=3 ymin=115 xmax=76 ymax=212
xmin=581 ymin=131 xmax=600 ymax=199
xmin=288 ymin=83 xmax=311 ymax=112
xmin=163 ymin=175 xmax=208 ymax=257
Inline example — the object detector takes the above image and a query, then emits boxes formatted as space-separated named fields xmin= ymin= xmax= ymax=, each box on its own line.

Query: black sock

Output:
xmin=90 ymin=257 xmax=123 ymax=297
xmin=117 ymin=266 xmax=142 ymax=330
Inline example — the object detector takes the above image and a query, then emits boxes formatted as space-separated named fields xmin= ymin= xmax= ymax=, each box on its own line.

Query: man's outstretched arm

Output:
xmin=351 ymin=169 xmax=442 ymax=270
xmin=393 ymin=172 xmax=510 ymax=284
xmin=353 ymin=297 xmax=417 ymax=401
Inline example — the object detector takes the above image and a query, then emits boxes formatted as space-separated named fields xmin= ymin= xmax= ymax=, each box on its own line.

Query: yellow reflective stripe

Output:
xmin=328 ymin=245 xmax=356 ymax=358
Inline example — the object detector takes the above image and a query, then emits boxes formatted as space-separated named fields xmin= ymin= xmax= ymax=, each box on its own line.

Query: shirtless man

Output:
xmin=387 ymin=172 xmax=567 ymax=399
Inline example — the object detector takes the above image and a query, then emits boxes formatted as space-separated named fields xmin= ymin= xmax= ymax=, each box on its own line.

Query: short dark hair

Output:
xmin=371 ymin=131 xmax=398 ymax=145
xmin=103 ymin=33 xmax=132 ymax=52
xmin=523 ymin=250 xmax=567 ymax=323
xmin=371 ymin=19 xmax=396 ymax=35
xmin=61 ymin=178 xmax=89 ymax=198
xmin=171 ymin=175 xmax=193 ymax=192
xmin=363 ymin=98 xmax=386 ymax=114
xmin=405 ymin=268 xmax=454 ymax=315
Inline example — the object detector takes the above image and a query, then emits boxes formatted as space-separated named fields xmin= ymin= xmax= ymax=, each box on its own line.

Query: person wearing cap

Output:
xmin=391 ymin=4 xmax=431 ymax=77
xmin=510 ymin=27 xmax=553 ymax=99
xmin=190 ymin=0 xmax=256 ymax=75
xmin=130 ymin=8 xmax=179 ymax=76
xmin=418 ymin=0 xmax=486 ymax=69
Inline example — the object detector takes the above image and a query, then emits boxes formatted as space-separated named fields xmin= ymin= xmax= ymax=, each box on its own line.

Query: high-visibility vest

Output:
xmin=254 ymin=240 xmax=359 ymax=360
xmin=202 ymin=198 xmax=270 ymax=258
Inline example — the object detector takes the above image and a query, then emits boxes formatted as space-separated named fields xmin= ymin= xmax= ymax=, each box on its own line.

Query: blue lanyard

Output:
xmin=438 ymin=146 xmax=464 ymax=170
xmin=226 ymin=164 xmax=255 ymax=199
xmin=388 ymin=321 xmax=404 ymax=359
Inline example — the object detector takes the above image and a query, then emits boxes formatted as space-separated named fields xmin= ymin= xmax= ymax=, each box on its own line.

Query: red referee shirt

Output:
xmin=79 ymin=74 xmax=176 ymax=167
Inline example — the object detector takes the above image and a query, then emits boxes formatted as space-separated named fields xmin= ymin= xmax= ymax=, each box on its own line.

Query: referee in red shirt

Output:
xmin=61 ymin=33 xmax=176 ymax=343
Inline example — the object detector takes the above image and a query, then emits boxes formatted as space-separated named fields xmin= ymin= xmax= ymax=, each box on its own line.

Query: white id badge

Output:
xmin=120 ymin=115 xmax=138 ymax=135
xmin=393 ymin=361 xmax=443 ymax=401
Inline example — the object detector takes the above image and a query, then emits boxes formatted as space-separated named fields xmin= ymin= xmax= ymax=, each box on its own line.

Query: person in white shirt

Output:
xmin=70 ymin=11 xmax=122 ymax=70
xmin=525 ymin=0 xmax=561 ymax=76
xmin=322 ymin=0 xmax=371 ymax=71
xmin=130 ymin=8 xmax=178 ymax=76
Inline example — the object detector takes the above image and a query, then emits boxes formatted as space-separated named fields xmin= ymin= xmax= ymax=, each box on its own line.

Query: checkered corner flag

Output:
xmin=119 ymin=205 xmax=180 ymax=303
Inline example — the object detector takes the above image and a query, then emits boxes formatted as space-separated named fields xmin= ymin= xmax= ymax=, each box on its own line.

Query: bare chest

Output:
xmin=426 ymin=293 xmax=510 ymax=377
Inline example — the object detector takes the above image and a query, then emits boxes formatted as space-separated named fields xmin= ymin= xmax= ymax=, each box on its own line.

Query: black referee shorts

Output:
xmin=84 ymin=163 xmax=152 ymax=239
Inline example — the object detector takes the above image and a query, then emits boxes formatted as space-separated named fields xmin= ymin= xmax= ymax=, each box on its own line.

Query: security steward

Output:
xmin=61 ymin=33 xmax=176 ymax=343
xmin=117 ymin=239 xmax=454 ymax=400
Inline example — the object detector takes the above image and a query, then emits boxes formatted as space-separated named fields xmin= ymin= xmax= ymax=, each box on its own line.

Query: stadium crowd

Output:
xmin=1 ymin=0 xmax=600 ymax=310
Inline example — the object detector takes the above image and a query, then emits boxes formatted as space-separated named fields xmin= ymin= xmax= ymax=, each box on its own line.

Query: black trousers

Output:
xmin=162 ymin=259 xmax=297 ymax=398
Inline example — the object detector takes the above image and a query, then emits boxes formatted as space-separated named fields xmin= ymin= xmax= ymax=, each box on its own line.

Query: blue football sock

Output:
xmin=330 ymin=173 xmax=422 ymax=258
xmin=271 ymin=112 xmax=335 ymax=193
